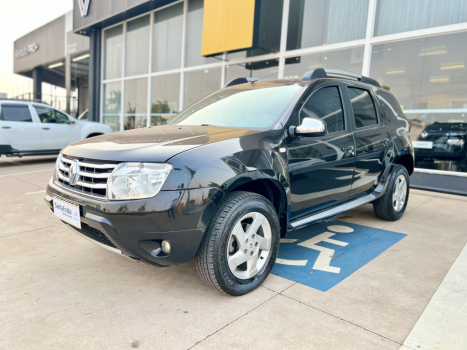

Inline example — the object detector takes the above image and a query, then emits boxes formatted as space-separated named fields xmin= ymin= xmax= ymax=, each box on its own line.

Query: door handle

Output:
xmin=1 ymin=126 xmax=11 ymax=129
xmin=342 ymin=146 xmax=355 ymax=156
xmin=42 ymin=127 xmax=50 ymax=130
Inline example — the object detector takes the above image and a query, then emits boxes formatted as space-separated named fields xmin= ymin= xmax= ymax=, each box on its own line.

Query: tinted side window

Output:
xmin=35 ymin=107 xmax=70 ymax=124
xmin=0 ymin=105 xmax=32 ymax=122
xmin=300 ymin=86 xmax=344 ymax=133
xmin=347 ymin=87 xmax=378 ymax=128
xmin=376 ymin=91 xmax=397 ymax=123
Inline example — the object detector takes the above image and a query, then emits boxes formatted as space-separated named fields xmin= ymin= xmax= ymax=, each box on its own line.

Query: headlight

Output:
xmin=447 ymin=138 xmax=464 ymax=147
xmin=107 ymin=162 xmax=172 ymax=200
xmin=54 ymin=153 xmax=63 ymax=181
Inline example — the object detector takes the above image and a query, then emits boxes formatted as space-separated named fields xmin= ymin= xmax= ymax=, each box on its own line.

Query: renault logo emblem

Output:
xmin=78 ymin=0 xmax=91 ymax=17
xmin=69 ymin=160 xmax=81 ymax=186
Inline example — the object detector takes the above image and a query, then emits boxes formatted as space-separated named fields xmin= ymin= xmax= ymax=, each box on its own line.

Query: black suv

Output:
xmin=45 ymin=69 xmax=414 ymax=296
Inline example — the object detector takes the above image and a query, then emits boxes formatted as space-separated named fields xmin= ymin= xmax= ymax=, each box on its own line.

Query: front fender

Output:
xmin=78 ymin=122 xmax=113 ymax=139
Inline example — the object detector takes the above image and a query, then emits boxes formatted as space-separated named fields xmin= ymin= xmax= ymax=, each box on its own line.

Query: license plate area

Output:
xmin=413 ymin=141 xmax=433 ymax=149
xmin=53 ymin=196 xmax=81 ymax=229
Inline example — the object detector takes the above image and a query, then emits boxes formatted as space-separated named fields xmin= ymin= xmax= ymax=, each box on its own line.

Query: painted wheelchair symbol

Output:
xmin=277 ymin=225 xmax=354 ymax=273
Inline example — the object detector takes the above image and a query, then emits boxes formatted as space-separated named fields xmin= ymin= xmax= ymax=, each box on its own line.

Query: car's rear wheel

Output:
xmin=373 ymin=164 xmax=410 ymax=221
xmin=195 ymin=191 xmax=280 ymax=296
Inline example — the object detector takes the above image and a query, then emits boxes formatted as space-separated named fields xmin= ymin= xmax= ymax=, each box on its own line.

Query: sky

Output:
xmin=0 ymin=0 xmax=73 ymax=98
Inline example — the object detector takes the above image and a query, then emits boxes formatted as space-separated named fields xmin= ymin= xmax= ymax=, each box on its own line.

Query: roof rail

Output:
xmin=301 ymin=68 xmax=380 ymax=88
xmin=224 ymin=77 xmax=259 ymax=88
xmin=0 ymin=98 xmax=49 ymax=104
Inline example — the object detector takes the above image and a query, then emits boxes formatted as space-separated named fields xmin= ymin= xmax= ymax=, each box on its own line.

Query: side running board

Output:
xmin=289 ymin=193 xmax=376 ymax=231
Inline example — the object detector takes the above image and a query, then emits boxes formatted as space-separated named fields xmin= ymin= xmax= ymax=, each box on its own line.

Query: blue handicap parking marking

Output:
xmin=271 ymin=220 xmax=407 ymax=292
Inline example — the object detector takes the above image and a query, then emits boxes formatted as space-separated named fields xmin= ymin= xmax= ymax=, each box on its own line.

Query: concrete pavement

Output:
xmin=1 ymin=155 xmax=466 ymax=350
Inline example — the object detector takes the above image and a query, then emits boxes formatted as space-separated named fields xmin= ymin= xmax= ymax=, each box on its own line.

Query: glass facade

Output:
xmin=370 ymin=31 xmax=467 ymax=172
xmin=103 ymin=82 xmax=121 ymax=132
xmin=151 ymin=73 xmax=180 ymax=126
xmin=375 ymin=0 xmax=467 ymax=37
xmin=101 ymin=0 xmax=467 ymax=174
xmin=153 ymin=3 xmax=183 ymax=72
xmin=287 ymin=0 xmax=368 ymax=50
xmin=124 ymin=78 xmax=148 ymax=130
xmin=283 ymin=48 xmax=364 ymax=79
xmin=103 ymin=25 xmax=123 ymax=80
xmin=184 ymin=68 xmax=221 ymax=108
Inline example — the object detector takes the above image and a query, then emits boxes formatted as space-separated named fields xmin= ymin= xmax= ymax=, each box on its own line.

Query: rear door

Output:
xmin=287 ymin=83 xmax=356 ymax=219
xmin=33 ymin=106 xmax=80 ymax=150
xmin=344 ymin=84 xmax=391 ymax=196
xmin=0 ymin=104 xmax=41 ymax=150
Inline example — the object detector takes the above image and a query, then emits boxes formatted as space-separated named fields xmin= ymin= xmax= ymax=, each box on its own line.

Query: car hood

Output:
xmin=62 ymin=125 xmax=261 ymax=162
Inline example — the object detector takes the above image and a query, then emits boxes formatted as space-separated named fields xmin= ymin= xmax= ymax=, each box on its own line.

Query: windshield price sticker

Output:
xmin=53 ymin=197 xmax=81 ymax=229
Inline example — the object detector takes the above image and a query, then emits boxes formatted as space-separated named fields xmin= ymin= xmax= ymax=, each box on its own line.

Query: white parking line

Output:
xmin=25 ymin=190 xmax=46 ymax=195
xmin=276 ymin=258 xmax=308 ymax=266
xmin=0 ymin=169 xmax=53 ymax=178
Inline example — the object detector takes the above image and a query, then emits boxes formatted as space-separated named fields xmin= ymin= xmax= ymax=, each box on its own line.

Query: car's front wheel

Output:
xmin=195 ymin=191 xmax=280 ymax=296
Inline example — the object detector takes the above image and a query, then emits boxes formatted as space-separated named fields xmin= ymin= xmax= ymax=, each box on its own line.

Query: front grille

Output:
xmin=66 ymin=222 xmax=117 ymax=249
xmin=56 ymin=155 xmax=118 ymax=199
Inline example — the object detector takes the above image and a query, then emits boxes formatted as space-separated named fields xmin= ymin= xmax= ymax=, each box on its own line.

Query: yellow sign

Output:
xmin=201 ymin=0 xmax=256 ymax=57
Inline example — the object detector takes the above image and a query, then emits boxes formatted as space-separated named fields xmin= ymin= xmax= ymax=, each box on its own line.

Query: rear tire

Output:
xmin=373 ymin=165 xmax=410 ymax=221
xmin=195 ymin=191 xmax=280 ymax=296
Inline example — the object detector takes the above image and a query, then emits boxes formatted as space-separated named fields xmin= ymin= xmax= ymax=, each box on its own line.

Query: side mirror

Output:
xmin=290 ymin=117 xmax=326 ymax=138
xmin=70 ymin=118 xmax=76 ymax=124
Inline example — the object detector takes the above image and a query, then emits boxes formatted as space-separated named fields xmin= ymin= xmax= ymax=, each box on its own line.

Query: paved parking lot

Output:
xmin=1 ymin=156 xmax=466 ymax=350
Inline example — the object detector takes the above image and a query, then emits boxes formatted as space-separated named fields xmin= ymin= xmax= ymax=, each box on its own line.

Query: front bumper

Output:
xmin=45 ymin=178 xmax=221 ymax=266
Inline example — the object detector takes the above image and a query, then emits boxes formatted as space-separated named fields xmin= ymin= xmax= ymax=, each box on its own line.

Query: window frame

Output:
xmin=343 ymin=82 xmax=381 ymax=130
xmin=33 ymin=105 xmax=71 ymax=125
xmin=297 ymin=81 xmax=349 ymax=136
xmin=0 ymin=104 xmax=33 ymax=123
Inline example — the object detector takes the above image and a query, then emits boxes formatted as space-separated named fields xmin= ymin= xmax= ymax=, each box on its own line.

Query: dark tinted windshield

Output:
xmin=168 ymin=83 xmax=303 ymax=129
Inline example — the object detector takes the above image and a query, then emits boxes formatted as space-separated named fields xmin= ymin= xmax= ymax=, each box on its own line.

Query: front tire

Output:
xmin=373 ymin=164 xmax=410 ymax=221
xmin=195 ymin=191 xmax=280 ymax=296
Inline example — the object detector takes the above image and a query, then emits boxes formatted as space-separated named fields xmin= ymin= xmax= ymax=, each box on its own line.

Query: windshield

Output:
xmin=167 ymin=83 xmax=303 ymax=129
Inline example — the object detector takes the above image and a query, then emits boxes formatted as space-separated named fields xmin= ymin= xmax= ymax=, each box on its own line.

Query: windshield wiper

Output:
xmin=200 ymin=124 xmax=213 ymax=126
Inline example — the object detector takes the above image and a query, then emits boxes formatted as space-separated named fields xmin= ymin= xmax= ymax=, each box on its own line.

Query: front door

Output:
xmin=344 ymin=85 xmax=391 ymax=196
xmin=33 ymin=106 xmax=80 ymax=150
xmin=287 ymin=84 xmax=355 ymax=220
xmin=0 ymin=104 xmax=41 ymax=150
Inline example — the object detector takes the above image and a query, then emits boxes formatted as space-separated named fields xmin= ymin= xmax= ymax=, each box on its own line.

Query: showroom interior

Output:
xmin=13 ymin=0 xmax=467 ymax=193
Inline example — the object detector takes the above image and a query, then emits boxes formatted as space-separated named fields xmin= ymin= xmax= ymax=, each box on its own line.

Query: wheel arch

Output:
xmin=395 ymin=153 xmax=414 ymax=175
xmin=215 ymin=176 xmax=289 ymax=238
xmin=86 ymin=133 xmax=103 ymax=139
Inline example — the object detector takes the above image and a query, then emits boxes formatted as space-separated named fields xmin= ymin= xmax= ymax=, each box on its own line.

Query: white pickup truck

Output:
xmin=0 ymin=100 xmax=112 ymax=157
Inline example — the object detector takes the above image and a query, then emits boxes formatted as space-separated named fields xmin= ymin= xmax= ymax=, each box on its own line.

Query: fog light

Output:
xmin=161 ymin=240 xmax=171 ymax=254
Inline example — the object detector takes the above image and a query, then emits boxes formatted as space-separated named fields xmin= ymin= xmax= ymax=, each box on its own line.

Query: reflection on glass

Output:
xmin=375 ymin=0 xmax=467 ymax=37
xmin=225 ymin=59 xmax=280 ymax=84
xmin=169 ymin=84 xmax=303 ymax=129
xmin=104 ymin=25 xmax=123 ymax=79
xmin=282 ymin=48 xmax=364 ymax=79
xmin=151 ymin=74 xmax=180 ymax=126
xmin=287 ymin=0 xmax=368 ymax=51
xmin=103 ymin=82 xmax=122 ymax=132
xmin=185 ymin=0 xmax=218 ymax=67
xmin=124 ymin=78 xmax=148 ymax=130
xmin=301 ymin=86 xmax=344 ymax=133
xmin=126 ymin=15 xmax=150 ymax=76
xmin=347 ymin=88 xmax=378 ymax=128
xmin=153 ymin=3 xmax=183 ymax=72
xmin=184 ymin=68 xmax=221 ymax=108
xmin=370 ymin=32 xmax=467 ymax=173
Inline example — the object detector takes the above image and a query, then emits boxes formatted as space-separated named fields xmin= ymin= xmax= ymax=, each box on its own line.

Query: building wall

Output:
xmin=14 ymin=16 xmax=66 ymax=74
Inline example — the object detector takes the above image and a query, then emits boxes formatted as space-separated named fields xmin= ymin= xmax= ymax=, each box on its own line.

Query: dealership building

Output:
xmin=13 ymin=0 xmax=467 ymax=193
